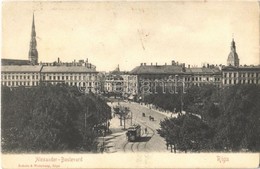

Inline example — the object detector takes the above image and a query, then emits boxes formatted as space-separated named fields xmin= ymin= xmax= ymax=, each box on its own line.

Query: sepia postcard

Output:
xmin=1 ymin=1 xmax=260 ymax=168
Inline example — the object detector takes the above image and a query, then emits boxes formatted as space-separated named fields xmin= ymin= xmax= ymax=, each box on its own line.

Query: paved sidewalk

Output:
xmin=97 ymin=103 xmax=128 ymax=153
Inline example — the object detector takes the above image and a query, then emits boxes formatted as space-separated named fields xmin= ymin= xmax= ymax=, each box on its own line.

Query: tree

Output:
xmin=1 ymin=84 xmax=111 ymax=153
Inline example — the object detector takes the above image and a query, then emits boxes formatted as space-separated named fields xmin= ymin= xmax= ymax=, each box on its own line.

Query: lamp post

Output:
xmin=175 ymin=75 xmax=186 ymax=114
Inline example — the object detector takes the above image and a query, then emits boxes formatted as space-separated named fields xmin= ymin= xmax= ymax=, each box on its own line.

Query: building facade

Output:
xmin=130 ymin=61 xmax=222 ymax=95
xmin=222 ymin=66 xmax=260 ymax=86
xmin=1 ymin=65 xmax=42 ymax=87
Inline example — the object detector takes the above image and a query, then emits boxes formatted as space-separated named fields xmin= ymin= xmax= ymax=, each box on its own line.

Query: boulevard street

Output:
xmin=105 ymin=101 xmax=175 ymax=153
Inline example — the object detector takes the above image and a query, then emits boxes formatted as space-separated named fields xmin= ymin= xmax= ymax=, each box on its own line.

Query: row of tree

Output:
xmin=155 ymin=84 xmax=260 ymax=152
xmin=1 ymin=84 xmax=111 ymax=153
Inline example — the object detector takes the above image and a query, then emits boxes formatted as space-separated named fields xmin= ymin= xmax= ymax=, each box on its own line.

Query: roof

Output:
xmin=41 ymin=66 xmax=97 ymax=73
xmin=186 ymin=67 xmax=221 ymax=74
xmin=130 ymin=65 xmax=183 ymax=75
xmin=1 ymin=65 xmax=43 ymax=72
xmin=130 ymin=65 xmax=221 ymax=75
xmin=1 ymin=59 xmax=30 ymax=65
xmin=222 ymin=65 xmax=260 ymax=71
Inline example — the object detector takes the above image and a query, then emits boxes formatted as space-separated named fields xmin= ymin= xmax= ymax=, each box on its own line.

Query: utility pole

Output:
xmin=130 ymin=111 xmax=133 ymax=126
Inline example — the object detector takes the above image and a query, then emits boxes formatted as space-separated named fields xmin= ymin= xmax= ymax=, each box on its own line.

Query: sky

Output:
xmin=2 ymin=1 xmax=260 ymax=72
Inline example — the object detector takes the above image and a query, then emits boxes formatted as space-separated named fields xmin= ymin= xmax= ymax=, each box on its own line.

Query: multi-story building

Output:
xmin=104 ymin=65 xmax=138 ymax=98
xmin=185 ymin=65 xmax=222 ymax=88
xmin=222 ymin=66 xmax=260 ymax=86
xmin=1 ymin=65 xmax=42 ymax=87
xmin=222 ymin=38 xmax=260 ymax=86
xmin=130 ymin=61 xmax=222 ymax=94
xmin=1 ymin=65 xmax=101 ymax=94
xmin=40 ymin=65 xmax=100 ymax=93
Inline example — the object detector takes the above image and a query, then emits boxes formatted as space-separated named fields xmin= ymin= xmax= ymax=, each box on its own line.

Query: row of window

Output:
xmin=42 ymin=75 xmax=97 ymax=81
xmin=2 ymin=81 xmax=39 ymax=86
xmin=1 ymin=75 xmax=39 ymax=80
xmin=184 ymin=77 xmax=220 ymax=82
xmin=224 ymin=79 xmax=259 ymax=84
xmin=224 ymin=72 xmax=260 ymax=78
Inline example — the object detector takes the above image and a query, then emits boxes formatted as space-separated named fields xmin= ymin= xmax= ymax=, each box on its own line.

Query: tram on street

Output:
xmin=126 ymin=125 xmax=141 ymax=142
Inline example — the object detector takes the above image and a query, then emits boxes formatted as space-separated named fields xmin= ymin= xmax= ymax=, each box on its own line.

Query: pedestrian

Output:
xmin=166 ymin=142 xmax=169 ymax=150
xmin=144 ymin=127 xmax=147 ymax=134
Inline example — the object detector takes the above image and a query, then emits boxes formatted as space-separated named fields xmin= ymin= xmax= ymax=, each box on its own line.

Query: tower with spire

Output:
xmin=227 ymin=38 xmax=239 ymax=67
xmin=28 ymin=13 xmax=38 ymax=65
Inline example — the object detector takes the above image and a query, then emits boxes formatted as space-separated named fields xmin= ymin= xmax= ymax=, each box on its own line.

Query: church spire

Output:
xmin=29 ymin=13 xmax=38 ymax=65
xmin=227 ymin=38 xmax=239 ymax=67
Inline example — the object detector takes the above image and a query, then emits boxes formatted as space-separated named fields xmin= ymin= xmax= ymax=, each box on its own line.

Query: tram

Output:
xmin=126 ymin=125 xmax=141 ymax=142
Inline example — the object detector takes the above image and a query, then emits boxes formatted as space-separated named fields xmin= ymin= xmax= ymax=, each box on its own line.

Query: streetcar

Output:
xmin=126 ymin=125 xmax=141 ymax=142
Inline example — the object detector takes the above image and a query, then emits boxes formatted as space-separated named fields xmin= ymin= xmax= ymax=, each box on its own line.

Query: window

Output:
xmin=66 ymin=76 xmax=68 ymax=80
xmin=36 ymin=75 xmax=38 ymax=79
xmin=28 ymin=76 xmax=30 ymax=79
xmin=49 ymin=76 xmax=52 ymax=80
xmin=32 ymin=75 xmax=34 ymax=79
xmin=62 ymin=76 xmax=64 ymax=80
xmin=16 ymin=76 xmax=18 ymax=79
xmin=224 ymin=73 xmax=227 ymax=78
xmin=54 ymin=76 xmax=56 ymax=80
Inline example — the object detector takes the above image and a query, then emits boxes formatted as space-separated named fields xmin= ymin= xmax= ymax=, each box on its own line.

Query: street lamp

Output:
xmin=175 ymin=75 xmax=186 ymax=114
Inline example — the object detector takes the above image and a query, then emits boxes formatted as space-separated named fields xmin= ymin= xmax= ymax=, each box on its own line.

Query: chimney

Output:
xmin=141 ymin=63 xmax=143 ymax=66
xmin=58 ymin=57 xmax=60 ymax=63
xmin=156 ymin=62 xmax=157 ymax=66
xmin=207 ymin=64 xmax=209 ymax=68
xmin=188 ymin=64 xmax=190 ymax=68
xmin=176 ymin=62 xmax=179 ymax=66
xmin=165 ymin=63 xmax=167 ymax=65
xmin=151 ymin=63 xmax=153 ymax=65
xmin=172 ymin=60 xmax=176 ymax=65
xmin=144 ymin=63 xmax=146 ymax=66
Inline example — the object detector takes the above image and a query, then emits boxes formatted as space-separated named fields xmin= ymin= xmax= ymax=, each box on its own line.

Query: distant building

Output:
xmin=104 ymin=65 xmax=138 ymax=98
xmin=227 ymin=38 xmax=239 ymax=67
xmin=28 ymin=14 xmax=38 ymax=65
xmin=1 ymin=65 xmax=101 ymax=94
xmin=223 ymin=38 xmax=260 ymax=86
xmin=130 ymin=61 xmax=222 ymax=94
xmin=222 ymin=66 xmax=260 ymax=86
xmin=1 ymin=65 xmax=42 ymax=87
xmin=41 ymin=66 xmax=100 ymax=93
